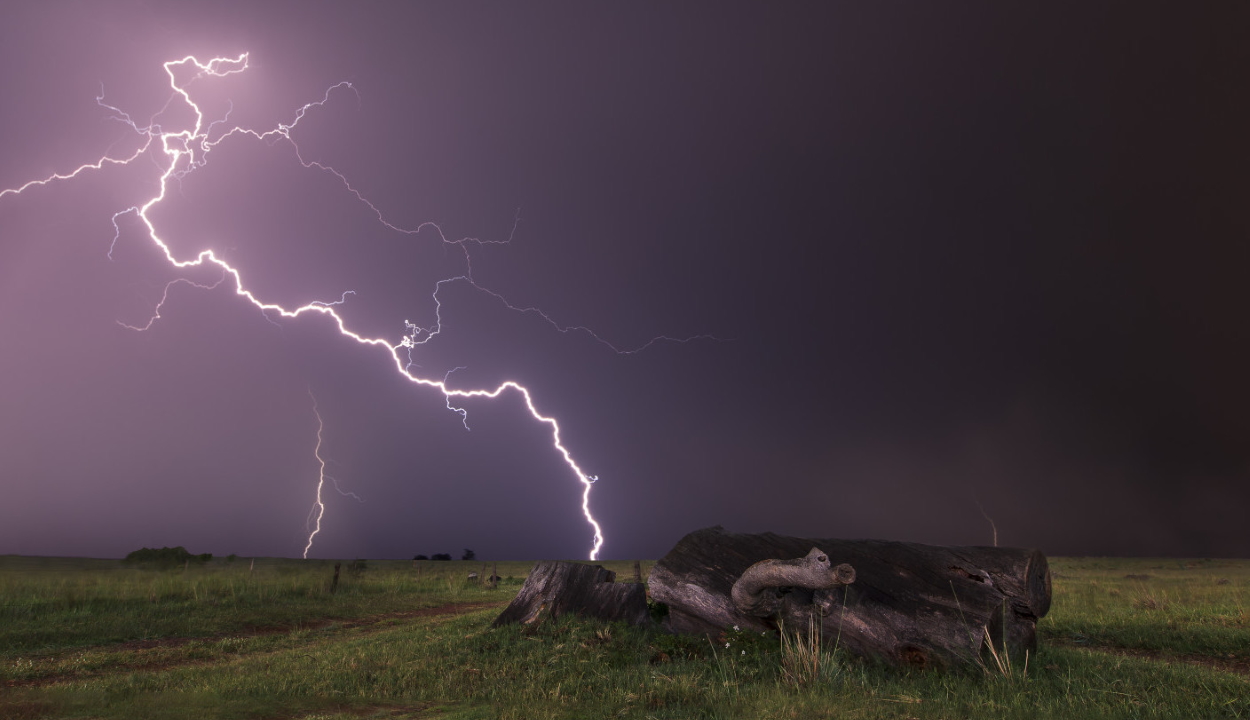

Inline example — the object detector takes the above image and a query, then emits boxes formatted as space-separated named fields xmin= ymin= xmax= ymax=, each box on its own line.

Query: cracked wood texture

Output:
xmin=493 ymin=560 xmax=649 ymax=627
xmin=648 ymin=526 xmax=1051 ymax=670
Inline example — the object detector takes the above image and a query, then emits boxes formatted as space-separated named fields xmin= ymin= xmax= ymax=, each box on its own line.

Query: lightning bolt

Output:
xmin=304 ymin=390 xmax=366 ymax=559
xmin=305 ymin=390 xmax=330 ymax=560
xmin=0 ymin=52 xmax=710 ymax=561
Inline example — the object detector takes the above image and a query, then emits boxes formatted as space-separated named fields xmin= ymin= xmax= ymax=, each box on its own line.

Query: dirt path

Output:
xmin=1051 ymin=638 xmax=1250 ymax=678
xmin=1090 ymin=646 xmax=1250 ymax=677
xmin=4 ymin=600 xmax=507 ymax=689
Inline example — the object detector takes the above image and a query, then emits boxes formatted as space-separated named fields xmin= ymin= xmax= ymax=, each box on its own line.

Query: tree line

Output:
xmin=413 ymin=548 xmax=475 ymax=561
xmin=123 ymin=546 xmax=212 ymax=567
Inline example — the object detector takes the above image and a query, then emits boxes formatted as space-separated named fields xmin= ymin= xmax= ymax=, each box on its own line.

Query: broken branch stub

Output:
xmin=492 ymin=560 xmax=649 ymax=628
xmin=731 ymin=546 xmax=856 ymax=617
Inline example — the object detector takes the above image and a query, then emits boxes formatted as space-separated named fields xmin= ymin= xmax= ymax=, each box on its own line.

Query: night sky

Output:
xmin=1 ymin=3 xmax=1247 ymax=561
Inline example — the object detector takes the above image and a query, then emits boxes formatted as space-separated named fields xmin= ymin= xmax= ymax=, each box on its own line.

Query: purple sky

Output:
xmin=1 ymin=3 xmax=1247 ymax=561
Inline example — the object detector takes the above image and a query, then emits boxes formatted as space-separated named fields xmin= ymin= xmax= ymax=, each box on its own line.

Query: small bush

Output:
xmin=431 ymin=553 xmax=452 ymax=561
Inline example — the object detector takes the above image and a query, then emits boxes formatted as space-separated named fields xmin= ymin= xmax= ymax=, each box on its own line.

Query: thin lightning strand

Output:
xmin=327 ymin=475 xmax=364 ymax=504
xmin=303 ymin=391 xmax=364 ymax=557
xmin=305 ymin=390 xmax=329 ymax=559
xmin=0 ymin=53 xmax=725 ymax=561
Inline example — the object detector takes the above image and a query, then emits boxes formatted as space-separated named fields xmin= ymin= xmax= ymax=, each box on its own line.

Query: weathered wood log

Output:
xmin=648 ymin=527 xmax=1051 ymax=670
xmin=493 ymin=560 xmax=649 ymax=627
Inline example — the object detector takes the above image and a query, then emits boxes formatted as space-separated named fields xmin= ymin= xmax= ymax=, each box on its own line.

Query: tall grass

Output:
xmin=777 ymin=611 xmax=841 ymax=688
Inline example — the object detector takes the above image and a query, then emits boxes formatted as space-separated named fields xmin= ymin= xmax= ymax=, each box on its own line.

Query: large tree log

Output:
xmin=493 ymin=561 xmax=649 ymax=627
xmin=648 ymin=527 xmax=1050 ymax=670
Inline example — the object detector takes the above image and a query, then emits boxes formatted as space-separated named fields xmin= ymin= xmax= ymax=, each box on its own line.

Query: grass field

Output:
xmin=0 ymin=554 xmax=1246 ymax=719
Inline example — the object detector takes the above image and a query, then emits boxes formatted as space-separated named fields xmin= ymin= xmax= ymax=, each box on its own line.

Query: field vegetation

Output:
xmin=1 ymin=554 xmax=1246 ymax=719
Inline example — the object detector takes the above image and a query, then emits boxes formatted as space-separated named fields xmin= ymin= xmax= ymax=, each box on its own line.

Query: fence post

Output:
xmin=330 ymin=562 xmax=341 ymax=594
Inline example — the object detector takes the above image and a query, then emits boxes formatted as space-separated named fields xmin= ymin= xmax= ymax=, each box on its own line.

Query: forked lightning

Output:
xmin=0 ymin=53 xmax=716 ymax=560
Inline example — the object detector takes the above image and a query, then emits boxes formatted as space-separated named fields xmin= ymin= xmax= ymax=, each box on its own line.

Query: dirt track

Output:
xmin=4 ymin=600 xmax=507 ymax=689
xmin=1050 ymin=637 xmax=1250 ymax=678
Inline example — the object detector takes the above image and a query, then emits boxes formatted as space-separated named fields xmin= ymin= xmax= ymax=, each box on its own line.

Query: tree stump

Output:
xmin=647 ymin=526 xmax=1051 ymax=670
xmin=493 ymin=561 xmax=649 ymax=627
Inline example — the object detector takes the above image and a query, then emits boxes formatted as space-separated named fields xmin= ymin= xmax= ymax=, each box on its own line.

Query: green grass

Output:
xmin=0 ymin=555 xmax=538 ymax=658
xmin=1041 ymin=557 xmax=1250 ymax=659
xmin=1 ymin=555 xmax=1246 ymax=719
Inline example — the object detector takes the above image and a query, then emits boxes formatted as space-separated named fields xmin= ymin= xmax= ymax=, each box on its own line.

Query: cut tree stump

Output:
xmin=647 ymin=526 xmax=1051 ymax=670
xmin=493 ymin=560 xmax=649 ymax=627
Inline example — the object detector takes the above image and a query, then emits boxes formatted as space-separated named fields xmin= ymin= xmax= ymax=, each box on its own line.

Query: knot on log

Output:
xmin=730 ymin=546 xmax=856 ymax=617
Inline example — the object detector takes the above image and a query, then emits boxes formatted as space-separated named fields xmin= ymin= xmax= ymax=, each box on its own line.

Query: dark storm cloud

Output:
xmin=1 ymin=2 xmax=1247 ymax=560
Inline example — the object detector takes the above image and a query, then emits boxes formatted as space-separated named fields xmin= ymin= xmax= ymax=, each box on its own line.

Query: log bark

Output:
xmin=647 ymin=527 xmax=1051 ymax=670
xmin=493 ymin=561 xmax=649 ymax=627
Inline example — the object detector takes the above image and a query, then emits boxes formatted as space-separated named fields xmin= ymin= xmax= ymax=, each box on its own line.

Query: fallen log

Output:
xmin=493 ymin=560 xmax=649 ymax=627
xmin=647 ymin=526 xmax=1051 ymax=670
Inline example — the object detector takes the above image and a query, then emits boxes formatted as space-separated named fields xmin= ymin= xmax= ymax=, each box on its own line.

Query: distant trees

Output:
xmin=412 ymin=551 xmax=473 ymax=561
xmin=123 ymin=546 xmax=212 ymax=568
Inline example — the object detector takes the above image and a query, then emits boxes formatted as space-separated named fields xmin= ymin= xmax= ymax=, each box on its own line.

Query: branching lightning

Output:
xmin=0 ymin=53 xmax=708 ymax=560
